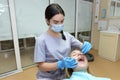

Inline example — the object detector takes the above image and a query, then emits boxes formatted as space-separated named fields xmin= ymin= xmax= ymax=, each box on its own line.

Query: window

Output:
xmin=110 ymin=0 xmax=120 ymax=17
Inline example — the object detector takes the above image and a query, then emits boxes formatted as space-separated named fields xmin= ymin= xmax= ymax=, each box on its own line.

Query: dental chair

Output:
xmin=85 ymin=53 xmax=94 ymax=62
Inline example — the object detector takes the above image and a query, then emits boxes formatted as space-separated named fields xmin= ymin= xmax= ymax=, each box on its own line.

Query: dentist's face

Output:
xmin=71 ymin=50 xmax=88 ymax=71
xmin=48 ymin=14 xmax=64 ymax=27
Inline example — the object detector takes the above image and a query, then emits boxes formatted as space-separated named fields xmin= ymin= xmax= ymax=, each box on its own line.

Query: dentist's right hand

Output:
xmin=57 ymin=57 xmax=77 ymax=69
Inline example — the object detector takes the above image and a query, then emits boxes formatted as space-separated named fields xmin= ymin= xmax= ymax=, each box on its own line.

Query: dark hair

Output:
xmin=45 ymin=3 xmax=65 ymax=20
xmin=45 ymin=3 xmax=66 ymax=40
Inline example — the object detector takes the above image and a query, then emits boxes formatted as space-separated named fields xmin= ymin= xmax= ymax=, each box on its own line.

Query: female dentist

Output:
xmin=34 ymin=3 xmax=92 ymax=80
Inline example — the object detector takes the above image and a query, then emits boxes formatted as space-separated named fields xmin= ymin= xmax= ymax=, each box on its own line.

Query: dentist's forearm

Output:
xmin=38 ymin=62 xmax=58 ymax=72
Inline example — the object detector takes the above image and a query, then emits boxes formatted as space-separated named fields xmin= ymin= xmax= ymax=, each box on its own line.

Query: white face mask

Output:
xmin=51 ymin=24 xmax=64 ymax=32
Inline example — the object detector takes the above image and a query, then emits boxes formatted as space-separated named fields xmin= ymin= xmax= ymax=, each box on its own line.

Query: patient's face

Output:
xmin=71 ymin=50 xmax=88 ymax=71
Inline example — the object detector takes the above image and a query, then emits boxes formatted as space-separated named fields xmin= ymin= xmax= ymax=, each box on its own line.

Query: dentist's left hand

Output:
xmin=81 ymin=41 xmax=92 ymax=54
xmin=57 ymin=57 xmax=77 ymax=69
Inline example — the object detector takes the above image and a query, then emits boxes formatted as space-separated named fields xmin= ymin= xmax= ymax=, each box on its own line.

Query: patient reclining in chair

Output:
xmin=64 ymin=49 xmax=111 ymax=80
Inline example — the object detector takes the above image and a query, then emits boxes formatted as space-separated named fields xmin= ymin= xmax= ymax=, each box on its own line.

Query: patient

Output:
xmin=64 ymin=49 xmax=111 ymax=80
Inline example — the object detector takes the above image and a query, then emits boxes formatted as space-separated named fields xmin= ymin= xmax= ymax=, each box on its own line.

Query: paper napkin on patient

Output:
xmin=63 ymin=71 xmax=111 ymax=80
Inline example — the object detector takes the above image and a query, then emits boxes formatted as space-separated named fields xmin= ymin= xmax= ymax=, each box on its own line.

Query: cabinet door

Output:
xmin=116 ymin=35 xmax=120 ymax=60
xmin=99 ymin=32 xmax=118 ymax=61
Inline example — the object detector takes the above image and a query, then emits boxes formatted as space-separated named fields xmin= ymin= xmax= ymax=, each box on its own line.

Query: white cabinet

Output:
xmin=98 ymin=31 xmax=120 ymax=61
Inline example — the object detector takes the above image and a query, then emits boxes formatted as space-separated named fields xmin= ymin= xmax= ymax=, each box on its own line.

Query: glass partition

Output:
xmin=14 ymin=0 xmax=49 ymax=68
xmin=0 ymin=0 xmax=17 ymax=75
xmin=77 ymin=0 xmax=93 ymax=42
xmin=110 ymin=1 xmax=116 ymax=16
xmin=116 ymin=2 xmax=120 ymax=16
xmin=110 ymin=0 xmax=120 ymax=17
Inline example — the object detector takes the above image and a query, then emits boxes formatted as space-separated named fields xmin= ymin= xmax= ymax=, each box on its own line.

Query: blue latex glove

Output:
xmin=57 ymin=57 xmax=77 ymax=69
xmin=81 ymin=41 xmax=92 ymax=54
